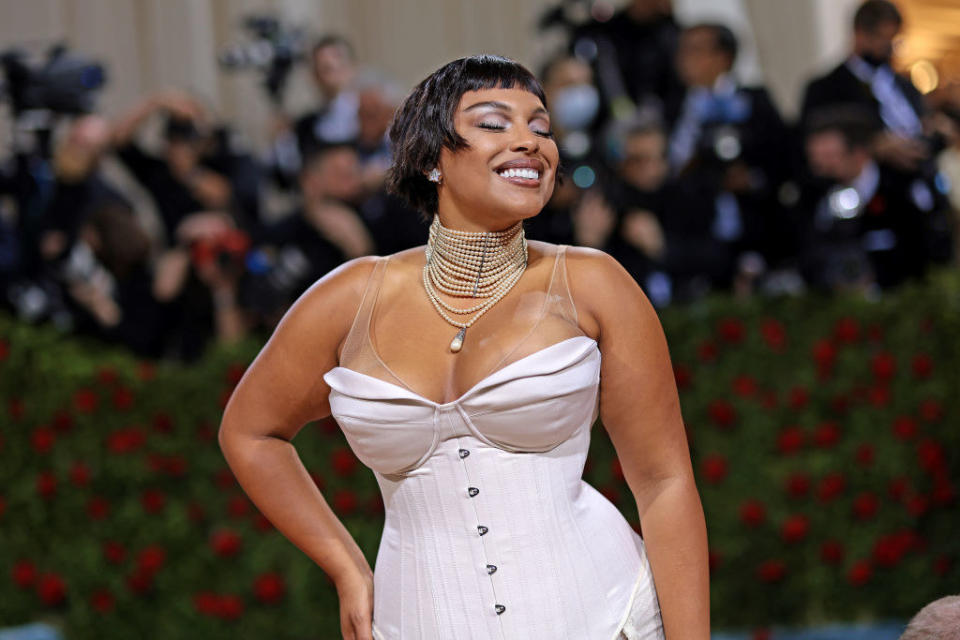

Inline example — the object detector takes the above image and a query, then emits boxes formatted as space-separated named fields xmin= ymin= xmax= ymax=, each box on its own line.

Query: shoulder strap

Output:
xmin=549 ymin=244 xmax=579 ymax=325
xmin=338 ymin=256 xmax=389 ymax=367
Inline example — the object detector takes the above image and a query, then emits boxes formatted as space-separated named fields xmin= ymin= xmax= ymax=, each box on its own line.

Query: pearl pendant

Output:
xmin=450 ymin=327 xmax=466 ymax=353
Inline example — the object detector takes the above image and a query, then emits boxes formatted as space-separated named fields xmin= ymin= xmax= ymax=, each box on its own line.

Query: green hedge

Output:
xmin=2 ymin=269 xmax=958 ymax=638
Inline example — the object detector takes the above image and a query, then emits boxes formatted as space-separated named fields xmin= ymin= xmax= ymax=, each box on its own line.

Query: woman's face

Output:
xmin=436 ymin=87 xmax=559 ymax=229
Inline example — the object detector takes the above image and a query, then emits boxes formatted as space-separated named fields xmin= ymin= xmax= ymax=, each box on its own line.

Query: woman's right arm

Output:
xmin=217 ymin=255 xmax=378 ymax=639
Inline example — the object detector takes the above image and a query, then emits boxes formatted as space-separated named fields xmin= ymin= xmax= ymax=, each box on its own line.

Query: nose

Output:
xmin=509 ymin=126 xmax=540 ymax=154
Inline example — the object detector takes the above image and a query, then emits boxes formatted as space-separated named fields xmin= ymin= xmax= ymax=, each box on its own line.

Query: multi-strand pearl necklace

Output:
xmin=423 ymin=213 xmax=527 ymax=352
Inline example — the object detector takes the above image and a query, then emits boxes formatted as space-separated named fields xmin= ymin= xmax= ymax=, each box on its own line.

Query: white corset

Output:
xmin=322 ymin=247 xmax=664 ymax=639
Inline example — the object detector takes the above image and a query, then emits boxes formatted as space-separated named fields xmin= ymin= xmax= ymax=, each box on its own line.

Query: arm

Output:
xmin=218 ymin=255 xmax=379 ymax=640
xmin=567 ymin=247 xmax=710 ymax=640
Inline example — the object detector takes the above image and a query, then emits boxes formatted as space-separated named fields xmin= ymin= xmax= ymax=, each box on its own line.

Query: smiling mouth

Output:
xmin=495 ymin=167 xmax=541 ymax=186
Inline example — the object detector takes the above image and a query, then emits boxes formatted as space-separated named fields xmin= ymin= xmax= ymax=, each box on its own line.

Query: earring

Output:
xmin=428 ymin=168 xmax=442 ymax=184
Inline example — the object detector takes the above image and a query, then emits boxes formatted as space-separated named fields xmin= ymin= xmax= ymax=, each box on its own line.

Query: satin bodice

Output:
xmin=322 ymin=245 xmax=662 ymax=639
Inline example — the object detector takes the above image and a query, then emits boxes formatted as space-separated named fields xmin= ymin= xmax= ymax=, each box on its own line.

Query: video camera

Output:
xmin=218 ymin=14 xmax=308 ymax=105
xmin=0 ymin=45 xmax=106 ymax=116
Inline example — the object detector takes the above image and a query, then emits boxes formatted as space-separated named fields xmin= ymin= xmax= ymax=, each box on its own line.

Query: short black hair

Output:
xmin=853 ymin=0 xmax=902 ymax=32
xmin=312 ymin=34 xmax=355 ymax=62
xmin=805 ymin=105 xmax=880 ymax=150
xmin=386 ymin=54 xmax=549 ymax=220
xmin=687 ymin=23 xmax=739 ymax=66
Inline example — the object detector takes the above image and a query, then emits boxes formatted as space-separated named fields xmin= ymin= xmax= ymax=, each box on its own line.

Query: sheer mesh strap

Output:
xmin=338 ymin=255 xmax=388 ymax=368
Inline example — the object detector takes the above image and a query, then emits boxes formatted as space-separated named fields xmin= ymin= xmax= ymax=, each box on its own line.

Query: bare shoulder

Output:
xmin=563 ymin=245 xmax=659 ymax=342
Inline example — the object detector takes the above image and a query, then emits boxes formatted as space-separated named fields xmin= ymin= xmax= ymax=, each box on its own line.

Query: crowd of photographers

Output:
xmin=1 ymin=0 xmax=958 ymax=362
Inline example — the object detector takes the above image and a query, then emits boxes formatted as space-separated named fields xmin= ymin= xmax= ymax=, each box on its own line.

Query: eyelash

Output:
xmin=477 ymin=122 xmax=554 ymax=138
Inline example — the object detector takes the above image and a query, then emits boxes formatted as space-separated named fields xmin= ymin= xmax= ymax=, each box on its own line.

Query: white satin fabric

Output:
xmin=322 ymin=248 xmax=663 ymax=639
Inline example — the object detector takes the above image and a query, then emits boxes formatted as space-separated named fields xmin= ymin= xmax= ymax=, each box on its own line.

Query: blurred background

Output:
xmin=0 ymin=0 xmax=958 ymax=639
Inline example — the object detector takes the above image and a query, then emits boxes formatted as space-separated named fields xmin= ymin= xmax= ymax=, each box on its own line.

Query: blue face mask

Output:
xmin=552 ymin=84 xmax=600 ymax=131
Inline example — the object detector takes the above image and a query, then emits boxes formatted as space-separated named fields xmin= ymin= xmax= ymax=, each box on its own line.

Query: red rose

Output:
xmin=126 ymin=568 xmax=153 ymax=595
xmin=8 ymin=397 xmax=26 ymax=421
xmin=817 ymin=472 xmax=846 ymax=503
xmin=253 ymin=572 xmax=286 ymax=604
xmin=90 ymin=588 xmax=115 ymax=613
xmin=225 ymin=363 xmax=246 ymax=386
xmin=833 ymin=317 xmax=860 ymax=343
xmin=781 ymin=514 xmax=809 ymax=543
xmin=36 ymin=572 xmax=66 ymax=605
xmin=194 ymin=591 xmax=220 ymax=615
xmin=210 ymin=529 xmax=243 ymax=557
xmin=820 ymin=540 xmax=844 ymax=565
xmin=787 ymin=386 xmax=809 ymax=410
xmin=111 ymin=386 xmax=134 ymax=410
xmin=732 ymin=375 xmax=757 ymax=397
xmin=887 ymin=476 xmax=910 ymax=502
xmin=31 ymin=427 xmax=55 ymax=454
xmin=847 ymin=560 xmax=872 ymax=586
xmin=136 ymin=361 xmax=156 ymax=381
xmin=739 ymin=500 xmax=766 ymax=527
xmin=97 ymin=366 xmax=118 ymax=385
xmin=933 ymin=555 xmax=952 ymax=577
xmin=697 ymin=340 xmax=717 ymax=362
xmin=868 ymin=385 xmax=890 ymax=408
xmin=870 ymin=352 xmax=896 ymax=381
xmin=701 ymin=454 xmax=728 ymax=484
xmin=141 ymin=489 xmax=166 ymax=514
xmin=333 ymin=488 xmax=359 ymax=515
xmin=610 ymin=458 xmax=624 ymax=482
xmin=760 ymin=318 xmax=786 ymax=351
xmin=812 ymin=339 xmax=836 ymax=369
xmin=917 ymin=439 xmax=945 ymax=473
xmin=708 ymin=399 xmax=737 ymax=429
xmin=317 ymin=416 xmax=340 ymax=435
xmin=214 ymin=468 xmax=236 ymax=489
xmin=708 ymin=549 xmax=722 ymax=572
xmin=253 ymin=513 xmax=274 ymax=532
xmin=855 ymin=444 xmax=875 ymax=467
xmin=872 ymin=532 xmax=911 ymax=568
xmin=217 ymin=594 xmax=245 ymax=620
xmin=87 ymin=496 xmax=110 ymax=520
xmin=51 ymin=410 xmax=74 ymax=433
xmin=309 ymin=471 xmax=326 ymax=491
xmin=777 ymin=426 xmax=805 ymax=455
xmin=813 ymin=421 xmax=841 ymax=448
xmin=673 ymin=364 xmax=692 ymax=390
xmin=103 ymin=541 xmax=126 ymax=564
xmin=717 ymin=317 xmax=745 ymax=343
xmin=933 ymin=479 xmax=955 ymax=506
xmin=36 ymin=471 xmax=57 ymax=499
xmin=367 ymin=493 xmax=385 ymax=515
xmin=152 ymin=412 xmax=173 ymax=433
xmin=331 ymin=447 xmax=359 ymax=477
xmin=73 ymin=388 xmax=99 ymax=413
xmin=785 ymin=472 xmax=810 ymax=498
xmin=852 ymin=492 xmax=879 ymax=520
xmin=911 ymin=354 xmax=933 ymax=379
xmin=137 ymin=545 xmax=166 ymax=574
xmin=919 ymin=398 xmax=943 ymax=422
xmin=12 ymin=560 xmax=36 ymax=589
xmin=756 ymin=560 xmax=786 ymax=583
xmin=830 ymin=393 xmax=850 ymax=415
xmin=892 ymin=416 xmax=918 ymax=441
xmin=0 ymin=337 xmax=8 ymax=360
xmin=227 ymin=494 xmax=250 ymax=518
xmin=907 ymin=494 xmax=929 ymax=517
xmin=106 ymin=427 xmax=146 ymax=454
xmin=69 ymin=462 xmax=91 ymax=487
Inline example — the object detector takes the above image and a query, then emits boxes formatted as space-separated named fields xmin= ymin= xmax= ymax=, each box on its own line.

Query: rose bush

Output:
xmin=1 ymin=269 xmax=958 ymax=637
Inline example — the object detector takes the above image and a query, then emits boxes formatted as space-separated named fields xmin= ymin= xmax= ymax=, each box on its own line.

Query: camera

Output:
xmin=218 ymin=14 xmax=308 ymax=104
xmin=0 ymin=45 xmax=106 ymax=116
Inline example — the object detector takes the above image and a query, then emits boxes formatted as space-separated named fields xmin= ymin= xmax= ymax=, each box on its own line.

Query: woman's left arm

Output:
xmin=567 ymin=247 xmax=710 ymax=640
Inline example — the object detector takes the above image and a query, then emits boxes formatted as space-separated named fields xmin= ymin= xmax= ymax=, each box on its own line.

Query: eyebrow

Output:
xmin=463 ymin=100 xmax=549 ymax=117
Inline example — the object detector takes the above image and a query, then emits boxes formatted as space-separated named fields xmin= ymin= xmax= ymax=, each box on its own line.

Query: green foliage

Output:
xmin=1 ymin=269 xmax=958 ymax=637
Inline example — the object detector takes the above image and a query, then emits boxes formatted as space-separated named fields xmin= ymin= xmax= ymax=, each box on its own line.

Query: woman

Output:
xmin=219 ymin=55 xmax=709 ymax=640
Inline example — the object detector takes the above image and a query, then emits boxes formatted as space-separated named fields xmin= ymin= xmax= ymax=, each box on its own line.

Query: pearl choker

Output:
xmin=423 ymin=213 xmax=527 ymax=352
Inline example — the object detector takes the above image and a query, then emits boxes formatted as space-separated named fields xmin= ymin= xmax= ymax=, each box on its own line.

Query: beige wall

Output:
xmin=0 ymin=0 xmax=862 ymax=149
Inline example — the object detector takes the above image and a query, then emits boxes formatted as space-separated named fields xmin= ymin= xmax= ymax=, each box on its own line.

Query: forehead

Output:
xmin=455 ymin=87 xmax=547 ymax=113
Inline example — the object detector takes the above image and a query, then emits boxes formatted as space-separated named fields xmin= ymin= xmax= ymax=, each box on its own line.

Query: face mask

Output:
xmin=552 ymin=84 xmax=600 ymax=131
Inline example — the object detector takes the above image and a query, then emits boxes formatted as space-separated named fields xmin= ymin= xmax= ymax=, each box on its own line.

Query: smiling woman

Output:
xmin=218 ymin=54 xmax=709 ymax=640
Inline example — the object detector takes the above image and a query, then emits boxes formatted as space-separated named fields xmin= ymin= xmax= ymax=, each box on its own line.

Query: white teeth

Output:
xmin=498 ymin=167 xmax=540 ymax=180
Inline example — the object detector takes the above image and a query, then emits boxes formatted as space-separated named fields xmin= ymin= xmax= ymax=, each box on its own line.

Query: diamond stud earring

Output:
xmin=428 ymin=168 xmax=442 ymax=184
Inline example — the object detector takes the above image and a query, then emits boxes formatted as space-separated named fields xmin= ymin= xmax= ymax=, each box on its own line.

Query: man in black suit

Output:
xmin=800 ymin=0 xmax=930 ymax=173
xmin=665 ymin=23 xmax=793 ymax=292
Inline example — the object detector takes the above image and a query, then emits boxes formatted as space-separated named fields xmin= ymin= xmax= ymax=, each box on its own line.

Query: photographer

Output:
xmin=111 ymin=90 xmax=240 ymax=244
xmin=666 ymin=23 xmax=792 ymax=293
xmin=797 ymin=109 xmax=931 ymax=293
